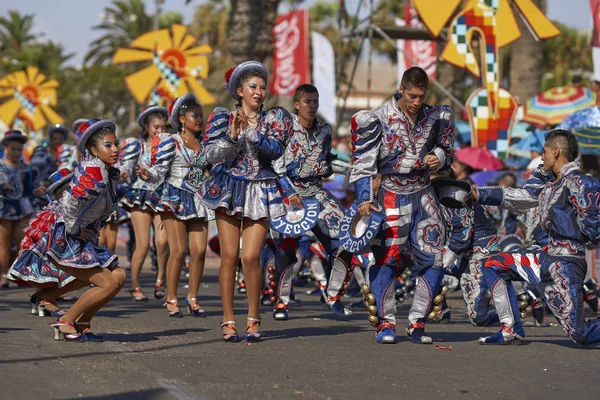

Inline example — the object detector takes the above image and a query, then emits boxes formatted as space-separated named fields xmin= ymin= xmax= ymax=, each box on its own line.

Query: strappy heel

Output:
xmin=164 ymin=299 xmax=183 ymax=318
xmin=75 ymin=322 xmax=103 ymax=342
xmin=220 ymin=321 xmax=240 ymax=343
xmin=154 ymin=280 xmax=165 ymax=300
xmin=245 ymin=317 xmax=262 ymax=343
xmin=38 ymin=300 xmax=66 ymax=317
xmin=128 ymin=287 xmax=149 ymax=302
xmin=185 ymin=298 xmax=206 ymax=317
xmin=50 ymin=319 xmax=85 ymax=342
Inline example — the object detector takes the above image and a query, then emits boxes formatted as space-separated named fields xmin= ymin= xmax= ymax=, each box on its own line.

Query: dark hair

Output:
xmin=144 ymin=111 xmax=167 ymax=126
xmin=85 ymin=127 xmax=115 ymax=154
xmin=571 ymin=75 xmax=583 ymax=84
xmin=237 ymin=69 xmax=267 ymax=89
xmin=544 ymin=129 xmax=579 ymax=162
xmin=401 ymin=66 xmax=429 ymax=90
xmin=293 ymin=84 xmax=319 ymax=104
xmin=498 ymin=172 xmax=517 ymax=188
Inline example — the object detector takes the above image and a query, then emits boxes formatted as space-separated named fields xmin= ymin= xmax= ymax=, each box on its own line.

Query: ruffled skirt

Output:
xmin=201 ymin=171 xmax=286 ymax=220
xmin=106 ymin=204 xmax=130 ymax=223
xmin=12 ymin=208 xmax=118 ymax=271
xmin=161 ymin=183 xmax=214 ymax=221
xmin=0 ymin=197 xmax=34 ymax=220
xmin=122 ymin=187 xmax=164 ymax=212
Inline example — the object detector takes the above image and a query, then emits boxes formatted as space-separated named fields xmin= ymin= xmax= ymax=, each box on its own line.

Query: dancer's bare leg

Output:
xmin=216 ymin=213 xmax=241 ymax=335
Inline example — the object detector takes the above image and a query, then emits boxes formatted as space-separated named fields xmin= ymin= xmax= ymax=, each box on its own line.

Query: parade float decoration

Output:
xmin=414 ymin=0 xmax=560 ymax=158
xmin=112 ymin=24 xmax=215 ymax=107
xmin=0 ymin=66 xmax=64 ymax=132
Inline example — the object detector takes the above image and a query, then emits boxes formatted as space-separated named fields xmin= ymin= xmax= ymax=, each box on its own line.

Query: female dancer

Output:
xmin=13 ymin=119 xmax=126 ymax=341
xmin=1 ymin=130 xmax=45 ymax=289
xmin=8 ymin=168 xmax=88 ymax=316
xmin=202 ymin=61 xmax=293 ymax=342
xmin=121 ymin=105 xmax=169 ymax=301
xmin=30 ymin=124 xmax=77 ymax=183
xmin=138 ymin=94 xmax=213 ymax=317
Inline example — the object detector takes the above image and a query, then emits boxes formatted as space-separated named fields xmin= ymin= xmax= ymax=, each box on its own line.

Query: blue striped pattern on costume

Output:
xmin=151 ymin=134 xmax=176 ymax=167
xmin=119 ymin=138 xmax=141 ymax=163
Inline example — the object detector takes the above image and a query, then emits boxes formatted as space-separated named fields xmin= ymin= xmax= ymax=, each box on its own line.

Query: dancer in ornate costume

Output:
xmin=269 ymin=84 xmax=352 ymax=320
xmin=138 ymin=94 xmax=213 ymax=318
xmin=8 ymin=168 xmax=88 ymax=316
xmin=30 ymin=124 xmax=77 ymax=183
xmin=1 ymin=130 xmax=45 ymax=289
xmin=350 ymin=67 xmax=455 ymax=344
xmin=202 ymin=61 xmax=292 ymax=342
xmin=12 ymin=119 xmax=126 ymax=341
xmin=121 ymin=105 xmax=170 ymax=302
xmin=474 ymin=129 xmax=600 ymax=345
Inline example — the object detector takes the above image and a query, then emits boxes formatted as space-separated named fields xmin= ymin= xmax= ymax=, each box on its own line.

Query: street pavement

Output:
xmin=1 ymin=254 xmax=599 ymax=400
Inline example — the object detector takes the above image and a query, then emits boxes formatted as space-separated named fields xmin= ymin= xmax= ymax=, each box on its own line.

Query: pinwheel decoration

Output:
xmin=0 ymin=66 xmax=64 ymax=131
xmin=112 ymin=24 xmax=215 ymax=107
xmin=413 ymin=0 xmax=560 ymax=158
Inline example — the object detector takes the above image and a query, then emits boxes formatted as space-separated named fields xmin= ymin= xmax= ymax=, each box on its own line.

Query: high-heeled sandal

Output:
xmin=30 ymin=294 xmax=40 ymax=314
xmin=164 ymin=299 xmax=183 ymax=318
xmin=50 ymin=319 xmax=85 ymax=342
xmin=75 ymin=322 xmax=103 ymax=342
xmin=220 ymin=321 xmax=240 ymax=343
xmin=185 ymin=298 xmax=206 ymax=317
xmin=245 ymin=317 xmax=262 ymax=343
xmin=128 ymin=287 xmax=149 ymax=302
xmin=154 ymin=280 xmax=165 ymax=300
xmin=38 ymin=300 xmax=66 ymax=317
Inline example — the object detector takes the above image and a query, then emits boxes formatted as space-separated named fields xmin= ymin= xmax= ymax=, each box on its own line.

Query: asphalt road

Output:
xmin=1 ymin=255 xmax=599 ymax=400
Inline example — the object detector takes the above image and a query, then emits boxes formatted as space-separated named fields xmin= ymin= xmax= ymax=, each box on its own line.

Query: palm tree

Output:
xmin=227 ymin=0 xmax=281 ymax=64
xmin=9 ymin=41 xmax=75 ymax=77
xmin=84 ymin=0 xmax=153 ymax=65
xmin=0 ymin=10 xmax=39 ymax=51
xmin=189 ymin=0 xmax=230 ymax=69
xmin=507 ymin=0 xmax=547 ymax=104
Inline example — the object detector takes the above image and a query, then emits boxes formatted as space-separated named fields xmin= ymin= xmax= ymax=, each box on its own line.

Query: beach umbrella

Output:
xmin=557 ymin=107 xmax=600 ymax=156
xmin=455 ymin=146 xmax=505 ymax=171
xmin=455 ymin=120 xmax=471 ymax=143
xmin=511 ymin=122 xmax=536 ymax=139
xmin=470 ymin=170 xmax=529 ymax=187
xmin=514 ymin=130 xmax=547 ymax=152
xmin=557 ymin=106 xmax=600 ymax=131
xmin=522 ymin=86 xmax=596 ymax=127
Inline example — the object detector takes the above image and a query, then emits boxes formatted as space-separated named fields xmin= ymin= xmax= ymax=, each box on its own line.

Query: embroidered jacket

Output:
xmin=60 ymin=158 xmax=119 ymax=240
xmin=147 ymin=133 xmax=209 ymax=194
xmin=118 ymin=137 xmax=169 ymax=193
xmin=350 ymin=93 xmax=455 ymax=205
xmin=30 ymin=144 xmax=77 ymax=181
xmin=274 ymin=114 xmax=351 ymax=197
xmin=477 ymin=163 xmax=600 ymax=258
xmin=203 ymin=106 xmax=292 ymax=181
xmin=0 ymin=160 xmax=40 ymax=201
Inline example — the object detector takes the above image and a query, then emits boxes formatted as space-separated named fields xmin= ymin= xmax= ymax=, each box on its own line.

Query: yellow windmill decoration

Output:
xmin=112 ymin=24 xmax=215 ymax=107
xmin=0 ymin=66 xmax=64 ymax=131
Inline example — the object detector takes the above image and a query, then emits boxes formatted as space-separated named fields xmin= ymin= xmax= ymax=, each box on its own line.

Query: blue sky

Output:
xmin=1 ymin=0 xmax=594 ymax=67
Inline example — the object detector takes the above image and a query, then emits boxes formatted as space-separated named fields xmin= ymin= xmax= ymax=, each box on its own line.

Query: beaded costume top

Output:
xmin=59 ymin=158 xmax=119 ymax=241
xmin=350 ymin=93 xmax=455 ymax=204
xmin=203 ymin=106 xmax=292 ymax=181
xmin=274 ymin=114 xmax=351 ymax=198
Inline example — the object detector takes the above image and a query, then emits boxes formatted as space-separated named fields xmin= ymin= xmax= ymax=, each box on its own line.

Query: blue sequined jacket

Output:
xmin=349 ymin=93 xmax=455 ymax=205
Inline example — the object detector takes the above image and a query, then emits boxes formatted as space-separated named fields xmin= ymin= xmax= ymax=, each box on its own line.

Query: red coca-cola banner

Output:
xmin=592 ymin=0 xmax=600 ymax=47
xmin=404 ymin=5 xmax=437 ymax=79
xmin=270 ymin=9 xmax=310 ymax=96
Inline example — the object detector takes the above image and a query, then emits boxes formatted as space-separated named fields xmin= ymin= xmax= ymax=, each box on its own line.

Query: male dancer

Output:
xmin=351 ymin=66 xmax=455 ymax=344
xmin=474 ymin=129 xmax=600 ymax=345
xmin=270 ymin=84 xmax=352 ymax=320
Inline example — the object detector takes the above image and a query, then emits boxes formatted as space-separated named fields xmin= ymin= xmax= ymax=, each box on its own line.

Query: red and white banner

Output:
xmin=403 ymin=5 xmax=437 ymax=79
xmin=270 ymin=9 xmax=310 ymax=96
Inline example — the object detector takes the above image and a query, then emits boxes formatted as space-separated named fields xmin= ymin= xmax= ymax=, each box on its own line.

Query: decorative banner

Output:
xmin=403 ymin=4 xmax=437 ymax=79
xmin=270 ymin=9 xmax=310 ymax=96
xmin=413 ymin=0 xmax=559 ymax=158
xmin=311 ymin=31 xmax=336 ymax=125
xmin=0 ymin=66 xmax=63 ymax=131
xmin=112 ymin=24 xmax=215 ymax=106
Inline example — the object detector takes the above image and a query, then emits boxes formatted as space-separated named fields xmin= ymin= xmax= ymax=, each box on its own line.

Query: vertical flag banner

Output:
xmin=311 ymin=31 xmax=336 ymax=124
xmin=270 ymin=9 xmax=310 ymax=96
xmin=403 ymin=4 xmax=437 ymax=79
